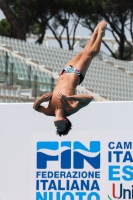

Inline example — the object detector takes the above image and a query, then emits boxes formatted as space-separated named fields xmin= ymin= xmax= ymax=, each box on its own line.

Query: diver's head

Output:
xmin=54 ymin=118 xmax=72 ymax=136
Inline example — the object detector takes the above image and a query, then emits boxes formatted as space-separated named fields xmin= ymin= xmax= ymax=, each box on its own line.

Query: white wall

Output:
xmin=0 ymin=102 xmax=133 ymax=200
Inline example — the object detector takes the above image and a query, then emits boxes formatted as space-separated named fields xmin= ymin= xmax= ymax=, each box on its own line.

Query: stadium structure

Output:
xmin=0 ymin=35 xmax=133 ymax=103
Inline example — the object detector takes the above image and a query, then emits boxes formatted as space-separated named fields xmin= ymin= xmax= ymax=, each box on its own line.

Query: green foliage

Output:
xmin=114 ymin=45 xmax=132 ymax=61
xmin=7 ymin=0 xmax=25 ymax=19
xmin=27 ymin=21 xmax=42 ymax=35
xmin=0 ymin=19 xmax=13 ymax=37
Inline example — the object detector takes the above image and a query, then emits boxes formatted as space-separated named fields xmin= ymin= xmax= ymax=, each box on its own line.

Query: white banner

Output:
xmin=0 ymin=102 xmax=132 ymax=200
xmin=31 ymin=131 xmax=133 ymax=200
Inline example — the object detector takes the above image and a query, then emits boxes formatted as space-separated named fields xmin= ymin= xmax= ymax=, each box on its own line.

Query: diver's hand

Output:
xmin=57 ymin=92 xmax=69 ymax=100
xmin=41 ymin=92 xmax=53 ymax=101
xmin=33 ymin=92 xmax=52 ymax=110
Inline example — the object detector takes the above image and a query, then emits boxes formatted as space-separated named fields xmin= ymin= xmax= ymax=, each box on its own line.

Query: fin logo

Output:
xmin=37 ymin=141 xmax=100 ymax=169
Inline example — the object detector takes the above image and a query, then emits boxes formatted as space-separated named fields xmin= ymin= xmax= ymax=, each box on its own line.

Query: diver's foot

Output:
xmin=99 ymin=20 xmax=107 ymax=37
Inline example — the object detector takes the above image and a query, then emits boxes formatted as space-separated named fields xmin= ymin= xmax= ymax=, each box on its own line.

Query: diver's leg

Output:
xmin=65 ymin=23 xmax=100 ymax=67
xmin=72 ymin=20 xmax=107 ymax=76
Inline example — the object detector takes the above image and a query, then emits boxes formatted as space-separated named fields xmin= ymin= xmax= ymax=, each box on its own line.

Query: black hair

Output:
xmin=56 ymin=118 xmax=72 ymax=137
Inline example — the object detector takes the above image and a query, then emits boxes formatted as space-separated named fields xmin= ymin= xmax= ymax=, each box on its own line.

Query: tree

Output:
xmin=80 ymin=0 xmax=133 ymax=60
xmin=46 ymin=12 xmax=80 ymax=49
xmin=98 ymin=0 xmax=133 ymax=60
xmin=0 ymin=0 xmax=133 ymax=59
xmin=0 ymin=18 xmax=13 ymax=37
xmin=28 ymin=0 xmax=56 ymax=44
xmin=30 ymin=0 xmax=81 ymax=48
xmin=0 ymin=0 xmax=31 ymax=40
xmin=114 ymin=44 xmax=132 ymax=60
xmin=125 ymin=9 xmax=133 ymax=60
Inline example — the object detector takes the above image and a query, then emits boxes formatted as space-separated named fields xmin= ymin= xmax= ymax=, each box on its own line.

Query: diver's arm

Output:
xmin=68 ymin=97 xmax=93 ymax=116
xmin=57 ymin=92 xmax=93 ymax=104
xmin=33 ymin=93 xmax=52 ymax=112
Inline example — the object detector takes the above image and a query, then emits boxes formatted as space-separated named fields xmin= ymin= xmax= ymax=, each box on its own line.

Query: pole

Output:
xmin=10 ymin=63 xmax=14 ymax=86
xmin=28 ymin=66 xmax=31 ymax=88
xmin=51 ymin=77 xmax=54 ymax=91
xmin=5 ymin=52 xmax=9 ymax=85
xmin=34 ymin=75 xmax=37 ymax=99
